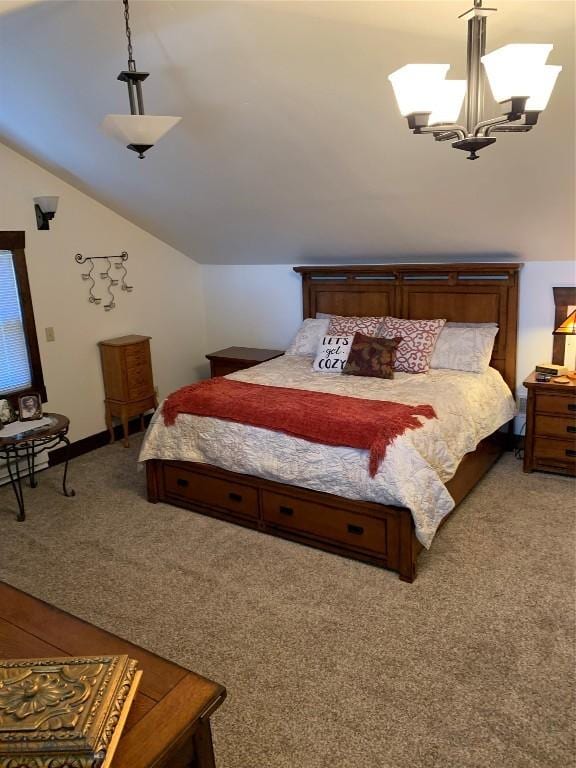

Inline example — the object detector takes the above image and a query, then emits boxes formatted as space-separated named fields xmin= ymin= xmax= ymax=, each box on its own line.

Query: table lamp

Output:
xmin=553 ymin=309 xmax=576 ymax=374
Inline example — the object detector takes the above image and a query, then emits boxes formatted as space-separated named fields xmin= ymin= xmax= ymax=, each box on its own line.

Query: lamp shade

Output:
xmin=553 ymin=310 xmax=576 ymax=336
xmin=525 ymin=65 xmax=562 ymax=110
xmin=101 ymin=115 xmax=182 ymax=148
xmin=481 ymin=43 xmax=556 ymax=104
xmin=428 ymin=80 xmax=467 ymax=125
xmin=33 ymin=196 xmax=59 ymax=214
xmin=388 ymin=64 xmax=450 ymax=116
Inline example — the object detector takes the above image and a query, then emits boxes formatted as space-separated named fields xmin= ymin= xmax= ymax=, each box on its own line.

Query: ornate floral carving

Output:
xmin=0 ymin=673 xmax=76 ymax=722
xmin=0 ymin=656 xmax=138 ymax=768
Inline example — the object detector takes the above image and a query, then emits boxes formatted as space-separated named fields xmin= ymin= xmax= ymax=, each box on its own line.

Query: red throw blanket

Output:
xmin=162 ymin=379 xmax=436 ymax=477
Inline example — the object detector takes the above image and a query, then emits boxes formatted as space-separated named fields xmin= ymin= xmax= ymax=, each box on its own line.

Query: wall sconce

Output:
xmin=33 ymin=196 xmax=59 ymax=230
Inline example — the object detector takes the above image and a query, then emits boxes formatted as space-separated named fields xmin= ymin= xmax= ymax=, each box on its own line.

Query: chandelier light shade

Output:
xmin=388 ymin=0 xmax=562 ymax=159
xmin=388 ymin=65 xmax=451 ymax=116
xmin=524 ymin=65 xmax=563 ymax=111
xmin=481 ymin=44 xmax=554 ymax=102
xmin=101 ymin=115 xmax=182 ymax=150
xmin=428 ymin=80 xmax=467 ymax=125
xmin=101 ymin=0 xmax=181 ymax=158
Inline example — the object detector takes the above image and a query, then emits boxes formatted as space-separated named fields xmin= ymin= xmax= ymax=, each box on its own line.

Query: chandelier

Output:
xmin=388 ymin=0 xmax=562 ymax=160
xmin=101 ymin=0 xmax=181 ymax=158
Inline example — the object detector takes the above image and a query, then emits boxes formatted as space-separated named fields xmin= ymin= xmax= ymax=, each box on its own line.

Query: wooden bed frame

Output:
xmin=146 ymin=263 xmax=521 ymax=581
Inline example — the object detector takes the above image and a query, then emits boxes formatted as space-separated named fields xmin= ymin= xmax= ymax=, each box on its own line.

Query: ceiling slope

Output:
xmin=0 ymin=0 xmax=574 ymax=264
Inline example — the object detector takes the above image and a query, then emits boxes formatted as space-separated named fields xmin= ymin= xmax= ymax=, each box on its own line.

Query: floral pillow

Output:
xmin=286 ymin=318 xmax=329 ymax=356
xmin=379 ymin=317 xmax=446 ymax=373
xmin=312 ymin=335 xmax=354 ymax=373
xmin=343 ymin=333 xmax=401 ymax=379
xmin=327 ymin=315 xmax=384 ymax=336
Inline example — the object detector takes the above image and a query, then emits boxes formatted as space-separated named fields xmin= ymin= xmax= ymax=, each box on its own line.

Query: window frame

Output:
xmin=0 ymin=231 xmax=46 ymax=406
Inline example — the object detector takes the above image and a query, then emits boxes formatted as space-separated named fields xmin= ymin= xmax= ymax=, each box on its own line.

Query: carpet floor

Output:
xmin=0 ymin=440 xmax=574 ymax=768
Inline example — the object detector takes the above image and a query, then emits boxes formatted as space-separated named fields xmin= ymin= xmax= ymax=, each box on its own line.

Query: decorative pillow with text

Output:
xmin=312 ymin=335 xmax=354 ymax=373
xmin=379 ymin=317 xmax=446 ymax=373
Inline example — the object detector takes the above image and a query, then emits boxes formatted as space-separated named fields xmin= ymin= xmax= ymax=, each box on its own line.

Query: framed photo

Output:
xmin=0 ymin=399 xmax=16 ymax=426
xmin=18 ymin=393 xmax=43 ymax=421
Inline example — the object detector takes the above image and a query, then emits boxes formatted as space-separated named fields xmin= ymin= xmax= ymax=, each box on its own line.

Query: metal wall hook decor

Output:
xmin=80 ymin=258 xmax=101 ymax=305
xmin=75 ymin=251 xmax=133 ymax=310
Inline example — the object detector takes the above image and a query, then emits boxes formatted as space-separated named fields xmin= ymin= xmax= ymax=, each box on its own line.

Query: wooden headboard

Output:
xmin=294 ymin=263 xmax=522 ymax=392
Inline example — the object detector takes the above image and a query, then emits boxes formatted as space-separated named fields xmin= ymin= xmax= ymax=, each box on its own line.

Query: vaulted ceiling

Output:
xmin=0 ymin=1 xmax=574 ymax=263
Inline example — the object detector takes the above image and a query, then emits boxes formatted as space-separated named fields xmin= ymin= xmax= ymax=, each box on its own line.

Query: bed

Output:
xmin=142 ymin=263 xmax=521 ymax=581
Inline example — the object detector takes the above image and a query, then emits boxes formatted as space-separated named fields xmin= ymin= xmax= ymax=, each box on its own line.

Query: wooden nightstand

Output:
xmin=99 ymin=335 xmax=158 ymax=447
xmin=523 ymin=372 xmax=576 ymax=476
xmin=206 ymin=347 xmax=284 ymax=378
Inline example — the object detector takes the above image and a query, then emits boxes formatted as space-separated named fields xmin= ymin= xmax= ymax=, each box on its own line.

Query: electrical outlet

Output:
xmin=45 ymin=327 xmax=55 ymax=342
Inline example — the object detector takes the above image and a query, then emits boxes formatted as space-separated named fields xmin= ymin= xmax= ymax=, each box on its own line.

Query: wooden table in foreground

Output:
xmin=0 ymin=583 xmax=226 ymax=768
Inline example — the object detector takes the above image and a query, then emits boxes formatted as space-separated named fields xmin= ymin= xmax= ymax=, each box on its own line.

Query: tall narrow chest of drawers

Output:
xmin=523 ymin=372 xmax=576 ymax=476
xmin=99 ymin=334 xmax=158 ymax=447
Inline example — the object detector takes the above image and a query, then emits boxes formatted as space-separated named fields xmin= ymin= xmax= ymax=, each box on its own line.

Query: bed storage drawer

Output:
xmin=261 ymin=490 xmax=387 ymax=554
xmin=163 ymin=465 xmax=259 ymax=519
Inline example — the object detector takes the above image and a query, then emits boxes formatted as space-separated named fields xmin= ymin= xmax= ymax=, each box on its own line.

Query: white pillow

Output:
xmin=430 ymin=325 xmax=498 ymax=373
xmin=286 ymin=318 xmax=329 ymax=356
xmin=445 ymin=322 xmax=498 ymax=328
xmin=312 ymin=335 xmax=354 ymax=373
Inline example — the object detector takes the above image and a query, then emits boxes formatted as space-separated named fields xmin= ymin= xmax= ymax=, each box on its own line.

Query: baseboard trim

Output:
xmin=49 ymin=415 xmax=152 ymax=467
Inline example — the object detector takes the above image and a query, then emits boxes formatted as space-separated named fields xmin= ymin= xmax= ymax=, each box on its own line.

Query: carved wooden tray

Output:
xmin=0 ymin=655 xmax=141 ymax=768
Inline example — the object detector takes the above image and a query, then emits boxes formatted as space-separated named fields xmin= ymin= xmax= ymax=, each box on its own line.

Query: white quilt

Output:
xmin=139 ymin=356 xmax=516 ymax=547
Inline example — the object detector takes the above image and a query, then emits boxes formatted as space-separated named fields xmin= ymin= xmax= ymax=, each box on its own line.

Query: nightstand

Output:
xmin=206 ymin=347 xmax=284 ymax=378
xmin=523 ymin=372 xmax=576 ymax=476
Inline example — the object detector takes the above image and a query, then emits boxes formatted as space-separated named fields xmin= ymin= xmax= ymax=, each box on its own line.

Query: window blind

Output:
xmin=0 ymin=250 xmax=32 ymax=394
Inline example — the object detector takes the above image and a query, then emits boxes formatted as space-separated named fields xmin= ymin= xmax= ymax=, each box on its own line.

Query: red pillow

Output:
xmin=327 ymin=315 xmax=383 ymax=337
xmin=379 ymin=317 xmax=446 ymax=373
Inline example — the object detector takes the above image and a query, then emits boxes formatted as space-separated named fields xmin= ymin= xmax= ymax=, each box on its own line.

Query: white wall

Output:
xmin=0 ymin=143 xmax=206 ymax=442
xmin=202 ymin=260 xmax=576 ymax=403
xmin=2 ymin=139 xmax=574 ymax=444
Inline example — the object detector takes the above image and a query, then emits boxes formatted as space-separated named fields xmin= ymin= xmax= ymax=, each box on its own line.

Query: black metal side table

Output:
xmin=0 ymin=413 xmax=75 ymax=521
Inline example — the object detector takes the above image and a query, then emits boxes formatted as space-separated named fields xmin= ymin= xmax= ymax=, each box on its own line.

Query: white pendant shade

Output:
xmin=428 ymin=80 xmax=467 ymax=125
xmin=33 ymin=195 xmax=59 ymax=214
xmin=525 ymin=65 xmax=562 ymax=110
xmin=388 ymin=64 xmax=450 ymax=116
xmin=101 ymin=114 xmax=182 ymax=147
xmin=481 ymin=43 xmax=558 ymax=104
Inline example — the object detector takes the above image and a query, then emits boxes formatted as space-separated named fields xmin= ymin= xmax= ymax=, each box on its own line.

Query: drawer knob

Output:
xmin=279 ymin=506 xmax=294 ymax=517
xmin=569 ymin=404 xmax=576 ymax=412
xmin=566 ymin=449 xmax=576 ymax=458
xmin=347 ymin=523 xmax=364 ymax=536
xmin=567 ymin=425 xmax=576 ymax=434
xmin=177 ymin=478 xmax=189 ymax=488
xmin=228 ymin=492 xmax=242 ymax=503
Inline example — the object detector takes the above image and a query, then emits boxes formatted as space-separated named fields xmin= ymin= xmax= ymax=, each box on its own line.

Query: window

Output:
xmin=0 ymin=232 xmax=46 ymax=405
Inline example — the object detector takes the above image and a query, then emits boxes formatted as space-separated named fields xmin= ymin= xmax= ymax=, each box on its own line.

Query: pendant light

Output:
xmin=388 ymin=0 xmax=562 ymax=160
xmin=101 ymin=0 xmax=181 ymax=158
